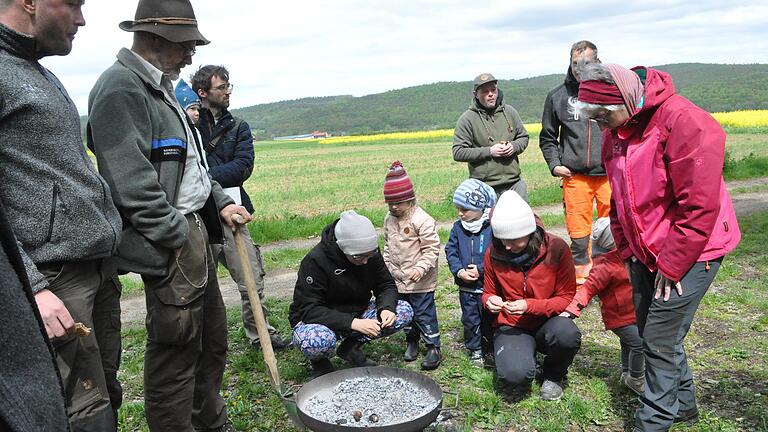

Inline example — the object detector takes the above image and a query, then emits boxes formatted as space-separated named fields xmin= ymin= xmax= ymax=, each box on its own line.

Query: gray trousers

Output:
xmin=38 ymin=260 xmax=117 ymax=432
xmin=629 ymin=258 xmax=722 ymax=432
xmin=611 ymin=324 xmax=644 ymax=379
xmin=141 ymin=213 xmax=228 ymax=431
xmin=92 ymin=263 xmax=123 ymax=427
xmin=211 ymin=222 xmax=275 ymax=344
xmin=492 ymin=178 xmax=528 ymax=202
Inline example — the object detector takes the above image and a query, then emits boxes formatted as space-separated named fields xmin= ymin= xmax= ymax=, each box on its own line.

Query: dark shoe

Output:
xmin=195 ymin=421 xmax=237 ymax=432
xmin=403 ymin=339 xmax=419 ymax=362
xmin=540 ymin=379 xmax=564 ymax=401
xmin=421 ymin=347 xmax=442 ymax=370
xmin=674 ymin=407 xmax=700 ymax=424
xmin=483 ymin=351 xmax=496 ymax=370
xmin=251 ymin=334 xmax=291 ymax=351
xmin=337 ymin=339 xmax=377 ymax=367
xmin=309 ymin=358 xmax=335 ymax=378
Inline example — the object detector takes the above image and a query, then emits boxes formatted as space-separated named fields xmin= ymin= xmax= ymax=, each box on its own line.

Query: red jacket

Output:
xmin=565 ymin=250 xmax=635 ymax=330
xmin=482 ymin=227 xmax=576 ymax=331
xmin=602 ymin=67 xmax=741 ymax=281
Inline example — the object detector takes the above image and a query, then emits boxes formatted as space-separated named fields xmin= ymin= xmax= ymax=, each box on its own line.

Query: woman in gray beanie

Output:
xmin=288 ymin=210 xmax=414 ymax=376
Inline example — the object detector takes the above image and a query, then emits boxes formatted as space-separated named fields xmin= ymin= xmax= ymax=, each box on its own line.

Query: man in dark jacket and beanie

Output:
xmin=289 ymin=210 xmax=414 ymax=377
xmin=539 ymin=41 xmax=610 ymax=284
xmin=87 ymin=1 xmax=252 ymax=430
xmin=0 ymin=203 xmax=69 ymax=431
xmin=453 ymin=73 xmax=530 ymax=199
xmin=192 ymin=65 xmax=289 ymax=351
xmin=0 ymin=1 xmax=123 ymax=429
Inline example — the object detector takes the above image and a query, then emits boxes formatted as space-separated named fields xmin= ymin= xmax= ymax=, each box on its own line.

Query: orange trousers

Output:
xmin=562 ymin=174 xmax=611 ymax=265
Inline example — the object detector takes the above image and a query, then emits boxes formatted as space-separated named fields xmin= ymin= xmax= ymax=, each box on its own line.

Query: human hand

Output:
xmin=654 ymin=272 xmax=682 ymax=302
xmin=458 ymin=269 xmax=478 ymax=282
xmin=351 ymin=318 xmax=381 ymax=337
xmin=220 ymin=204 xmax=253 ymax=231
xmin=35 ymin=289 xmax=75 ymax=339
xmin=490 ymin=142 xmax=514 ymax=157
xmin=503 ymin=299 xmax=528 ymax=315
xmin=408 ymin=269 xmax=423 ymax=282
xmin=553 ymin=166 xmax=573 ymax=178
xmin=379 ymin=310 xmax=396 ymax=328
xmin=465 ymin=264 xmax=480 ymax=279
xmin=486 ymin=295 xmax=504 ymax=313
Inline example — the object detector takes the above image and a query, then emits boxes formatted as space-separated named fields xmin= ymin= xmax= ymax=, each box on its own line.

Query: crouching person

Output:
xmin=483 ymin=191 xmax=581 ymax=401
xmin=289 ymin=210 xmax=414 ymax=377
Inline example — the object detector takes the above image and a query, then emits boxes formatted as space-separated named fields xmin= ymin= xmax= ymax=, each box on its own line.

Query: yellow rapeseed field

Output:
xmin=317 ymin=123 xmax=543 ymax=145
xmin=712 ymin=110 xmax=768 ymax=128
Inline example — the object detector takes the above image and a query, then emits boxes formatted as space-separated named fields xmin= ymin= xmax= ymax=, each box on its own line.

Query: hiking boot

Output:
xmin=403 ymin=339 xmax=419 ymax=362
xmin=674 ymin=407 xmax=700 ymax=425
xmin=469 ymin=349 xmax=484 ymax=368
xmin=309 ymin=358 xmax=335 ymax=378
xmin=195 ymin=421 xmax=236 ymax=432
xmin=483 ymin=351 xmax=496 ymax=370
xmin=540 ymin=379 xmax=564 ymax=401
xmin=252 ymin=334 xmax=291 ymax=351
xmin=421 ymin=346 xmax=442 ymax=370
xmin=337 ymin=339 xmax=377 ymax=367
xmin=623 ymin=374 xmax=645 ymax=396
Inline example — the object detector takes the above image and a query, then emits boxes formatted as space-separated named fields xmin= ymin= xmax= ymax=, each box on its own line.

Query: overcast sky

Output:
xmin=41 ymin=0 xmax=768 ymax=115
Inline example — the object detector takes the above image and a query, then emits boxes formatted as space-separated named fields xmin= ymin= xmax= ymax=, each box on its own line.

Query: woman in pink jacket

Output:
xmin=570 ymin=63 xmax=741 ymax=432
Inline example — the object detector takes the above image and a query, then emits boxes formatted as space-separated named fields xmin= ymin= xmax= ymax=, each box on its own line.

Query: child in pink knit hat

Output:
xmin=382 ymin=161 xmax=442 ymax=370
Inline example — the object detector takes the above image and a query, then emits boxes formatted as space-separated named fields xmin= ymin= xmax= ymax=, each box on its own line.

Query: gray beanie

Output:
xmin=591 ymin=217 xmax=616 ymax=255
xmin=334 ymin=210 xmax=379 ymax=255
xmin=490 ymin=191 xmax=536 ymax=239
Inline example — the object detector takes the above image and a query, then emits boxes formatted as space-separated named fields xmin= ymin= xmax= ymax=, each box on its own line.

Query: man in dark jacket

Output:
xmin=192 ymin=65 xmax=289 ymax=350
xmin=539 ymin=41 xmax=610 ymax=284
xmin=453 ymin=73 xmax=530 ymax=199
xmin=289 ymin=211 xmax=413 ymax=377
xmin=0 ymin=1 xmax=123 ymax=429
xmin=87 ymin=1 xmax=251 ymax=430
xmin=0 ymin=202 xmax=69 ymax=431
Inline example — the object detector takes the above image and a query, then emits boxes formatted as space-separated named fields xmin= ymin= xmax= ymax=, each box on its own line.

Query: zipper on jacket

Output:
xmin=586 ymin=121 xmax=592 ymax=169
xmin=46 ymin=183 xmax=59 ymax=242
xmin=522 ymin=271 xmax=528 ymax=295
xmin=470 ymin=237 xmax=475 ymax=266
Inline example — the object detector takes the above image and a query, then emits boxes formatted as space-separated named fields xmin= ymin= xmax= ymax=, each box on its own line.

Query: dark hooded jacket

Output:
xmin=539 ymin=67 xmax=604 ymax=176
xmin=452 ymin=90 xmax=529 ymax=188
xmin=288 ymin=220 xmax=398 ymax=332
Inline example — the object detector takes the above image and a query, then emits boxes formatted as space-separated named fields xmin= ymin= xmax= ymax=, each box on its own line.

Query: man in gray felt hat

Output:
xmin=87 ymin=0 xmax=250 ymax=430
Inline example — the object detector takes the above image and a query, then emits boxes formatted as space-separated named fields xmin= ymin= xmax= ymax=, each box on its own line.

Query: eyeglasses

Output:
xmin=349 ymin=248 xmax=380 ymax=261
xmin=212 ymin=83 xmax=234 ymax=93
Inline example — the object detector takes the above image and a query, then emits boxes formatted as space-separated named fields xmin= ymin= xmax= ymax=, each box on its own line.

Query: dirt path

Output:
xmin=120 ymin=178 xmax=768 ymax=327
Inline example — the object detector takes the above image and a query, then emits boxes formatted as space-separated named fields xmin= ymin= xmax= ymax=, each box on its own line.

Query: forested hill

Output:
xmin=230 ymin=63 xmax=766 ymax=139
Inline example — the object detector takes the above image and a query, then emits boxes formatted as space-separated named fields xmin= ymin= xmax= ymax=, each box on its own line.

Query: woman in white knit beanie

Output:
xmin=482 ymin=191 xmax=581 ymax=401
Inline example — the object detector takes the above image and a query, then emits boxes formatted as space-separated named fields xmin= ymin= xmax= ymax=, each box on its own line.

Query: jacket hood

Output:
xmin=564 ymin=66 xmax=579 ymax=89
xmin=630 ymin=67 xmax=676 ymax=116
xmin=470 ymin=89 xmax=505 ymax=114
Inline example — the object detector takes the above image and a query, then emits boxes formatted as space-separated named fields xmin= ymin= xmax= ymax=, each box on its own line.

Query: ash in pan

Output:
xmin=303 ymin=376 xmax=439 ymax=427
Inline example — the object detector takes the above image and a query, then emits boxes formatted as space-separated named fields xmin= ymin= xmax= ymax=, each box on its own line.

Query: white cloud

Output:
xmin=38 ymin=0 xmax=768 ymax=114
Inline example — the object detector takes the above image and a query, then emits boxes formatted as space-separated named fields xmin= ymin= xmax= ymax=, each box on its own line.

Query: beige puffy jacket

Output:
xmin=383 ymin=206 xmax=440 ymax=294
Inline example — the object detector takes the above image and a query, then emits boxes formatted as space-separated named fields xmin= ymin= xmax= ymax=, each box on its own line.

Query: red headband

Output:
xmin=578 ymin=80 xmax=625 ymax=105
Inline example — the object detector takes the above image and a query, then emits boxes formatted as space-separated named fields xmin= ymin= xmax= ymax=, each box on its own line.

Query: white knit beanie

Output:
xmin=490 ymin=191 xmax=536 ymax=239
xmin=334 ymin=210 xmax=379 ymax=255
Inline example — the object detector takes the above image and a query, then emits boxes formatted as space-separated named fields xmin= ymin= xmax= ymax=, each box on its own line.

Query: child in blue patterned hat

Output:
xmin=174 ymin=79 xmax=201 ymax=124
xmin=445 ymin=179 xmax=497 ymax=367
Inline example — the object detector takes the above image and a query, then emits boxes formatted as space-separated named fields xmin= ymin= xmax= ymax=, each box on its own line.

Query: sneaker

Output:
xmin=673 ymin=407 xmax=700 ymax=425
xmin=309 ymin=358 xmax=335 ymax=378
xmin=623 ymin=374 xmax=645 ymax=396
xmin=421 ymin=347 xmax=442 ymax=370
xmin=403 ymin=339 xmax=419 ymax=362
xmin=337 ymin=339 xmax=377 ymax=367
xmin=469 ymin=350 xmax=484 ymax=367
xmin=540 ymin=379 xmax=564 ymax=401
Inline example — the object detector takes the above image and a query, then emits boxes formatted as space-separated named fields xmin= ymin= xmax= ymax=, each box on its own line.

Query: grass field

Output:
xmin=244 ymin=133 xmax=768 ymax=244
xmin=117 ymin=211 xmax=768 ymax=431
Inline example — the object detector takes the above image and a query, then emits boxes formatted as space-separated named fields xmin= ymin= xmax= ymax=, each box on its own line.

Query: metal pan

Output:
xmin=295 ymin=366 xmax=443 ymax=432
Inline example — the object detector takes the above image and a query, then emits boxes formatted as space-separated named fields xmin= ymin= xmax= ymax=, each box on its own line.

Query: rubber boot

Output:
xmin=421 ymin=346 xmax=442 ymax=370
xmin=403 ymin=335 xmax=419 ymax=362
xmin=337 ymin=338 xmax=377 ymax=367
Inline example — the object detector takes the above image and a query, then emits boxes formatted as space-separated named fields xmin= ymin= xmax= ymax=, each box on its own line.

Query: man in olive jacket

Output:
xmin=453 ymin=73 xmax=530 ymax=199
xmin=87 ymin=1 xmax=251 ymax=430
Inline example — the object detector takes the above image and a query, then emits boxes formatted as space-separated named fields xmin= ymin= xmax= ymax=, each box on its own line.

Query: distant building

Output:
xmin=273 ymin=131 xmax=331 ymax=141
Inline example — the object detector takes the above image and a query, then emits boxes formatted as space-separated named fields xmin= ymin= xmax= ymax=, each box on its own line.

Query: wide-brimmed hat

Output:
xmin=119 ymin=0 xmax=210 ymax=45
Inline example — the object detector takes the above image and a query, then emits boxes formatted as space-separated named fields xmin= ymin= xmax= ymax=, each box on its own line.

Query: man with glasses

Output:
xmin=0 ymin=0 xmax=123 ymax=430
xmin=289 ymin=210 xmax=414 ymax=377
xmin=87 ymin=1 xmax=251 ymax=430
xmin=191 ymin=65 xmax=290 ymax=352
xmin=539 ymin=40 xmax=610 ymax=285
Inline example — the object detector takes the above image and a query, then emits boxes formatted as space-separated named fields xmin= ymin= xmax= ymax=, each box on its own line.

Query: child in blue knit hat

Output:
xmin=445 ymin=178 xmax=497 ymax=367
xmin=174 ymin=79 xmax=201 ymax=124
